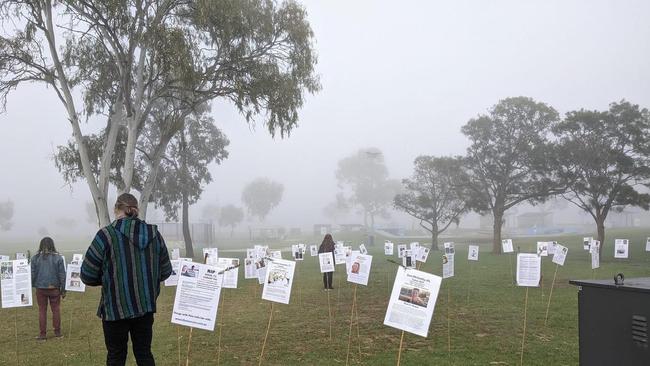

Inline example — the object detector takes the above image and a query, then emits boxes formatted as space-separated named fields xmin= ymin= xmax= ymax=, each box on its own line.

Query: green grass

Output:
xmin=1 ymin=229 xmax=649 ymax=365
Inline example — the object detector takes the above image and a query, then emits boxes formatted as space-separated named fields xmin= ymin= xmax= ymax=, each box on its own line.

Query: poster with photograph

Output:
xmin=347 ymin=253 xmax=372 ymax=286
xmin=501 ymin=239 xmax=514 ymax=253
xmin=589 ymin=240 xmax=600 ymax=254
xmin=384 ymin=241 xmax=394 ymax=256
xmin=468 ymin=245 xmax=479 ymax=261
xmin=442 ymin=254 xmax=454 ymax=279
xmin=262 ymin=258 xmax=296 ymax=305
xmin=417 ymin=246 xmax=430 ymax=263
xmin=583 ymin=237 xmax=593 ymax=251
xmin=516 ymin=254 xmax=541 ymax=287
xmin=65 ymin=263 xmax=86 ymax=292
xmin=591 ymin=249 xmax=600 ymax=269
xmin=319 ymin=252 xmax=335 ymax=273
xmin=171 ymin=261 xmax=222 ymax=331
xmin=71 ymin=254 xmax=83 ymax=265
xmin=291 ymin=245 xmax=304 ymax=261
xmin=171 ymin=248 xmax=180 ymax=260
xmin=217 ymin=258 xmax=239 ymax=289
xmin=270 ymin=250 xmax=282 ymax=259
xmin=552 ymin=244 xmax=568 ymax=266
xmin=1 ymin=259 xmax=32 ymax=308
xmin=410 ymin=242 xmax=420 ymax=254
xmin=402 ymin=249 xmax=415 ymax=268
xmin=536 ymin=242 xmax=549 ymax=257
xmin=165 ymin=258 xmax=192 ymax=286
xmin=310 ymin=245 xmax=318 ymax=257
xmin=256 ymin=257 xmax=268 ymax=285
xmin=614 ymin=239 xmax=629 ymax=259
xmin=443 ymin=242 xmax=455 ymax=255
xmin=15 ymin=253 xmax=25 ymax=260
xmin=359 ymin=244 xmax=368 ymax=255
xmin=202 ymin=247 xmax=219 ymax=265
xmin=548 ymin=241 xmax=559 ymax=256
xmin=334 ymin=247 xmax=346 ymax=265
xmin=244 ymin=257 xmax=257 ymax=279
xmin=397 ymin=244 xmax=407 ymax=259
xmin=384 ymin=267 xmax=442 ymax=337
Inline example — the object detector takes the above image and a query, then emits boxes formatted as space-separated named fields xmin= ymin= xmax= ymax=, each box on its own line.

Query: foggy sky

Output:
xmin=1 ymin=0 xmax=650 ymax=239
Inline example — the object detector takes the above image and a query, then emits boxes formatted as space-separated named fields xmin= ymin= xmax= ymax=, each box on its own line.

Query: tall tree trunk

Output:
xmin=182 ymin=191 xmax=194 ymax=259
xmin=596 ymin=213 xmax=606 ymax=255
xmin=139 ymin=133 xmax=174 ymax=219
xmin=431 ymin=221 xmax=439 ymax=251
xmin=121 ymin=119 xmax=139 ymax=194
xmin=493 ymin=209 xmax=504 ymax=254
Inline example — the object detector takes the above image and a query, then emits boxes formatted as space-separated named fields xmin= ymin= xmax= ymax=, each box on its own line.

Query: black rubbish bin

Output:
xmin=569 ymin=277 xmax=650 ymax=366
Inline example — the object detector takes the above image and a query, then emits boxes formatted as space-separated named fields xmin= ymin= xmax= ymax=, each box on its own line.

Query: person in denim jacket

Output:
xmin=31 ymin=237 xmax=66 ymax=340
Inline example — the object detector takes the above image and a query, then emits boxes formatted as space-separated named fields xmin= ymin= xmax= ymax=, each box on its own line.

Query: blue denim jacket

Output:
xmin=31 ymin=253 xmax=66 ymax=290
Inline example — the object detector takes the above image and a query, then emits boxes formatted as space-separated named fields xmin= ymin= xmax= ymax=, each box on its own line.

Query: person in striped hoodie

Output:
xmin=81 ymin=193 xmax=172 ymax=366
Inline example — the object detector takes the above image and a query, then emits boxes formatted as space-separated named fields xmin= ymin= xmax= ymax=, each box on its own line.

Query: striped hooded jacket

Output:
xmin=80 ymin=217 xmax=172 ymax=321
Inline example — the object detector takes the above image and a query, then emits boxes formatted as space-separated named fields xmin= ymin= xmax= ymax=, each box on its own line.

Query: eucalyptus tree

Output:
xmin=241 ymin=178 xmax=284 ymax=222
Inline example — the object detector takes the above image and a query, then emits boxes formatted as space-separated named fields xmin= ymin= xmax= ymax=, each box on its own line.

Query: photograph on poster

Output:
xmin=1 ymin=259 xmax=32 ymax=308
xmin=536 ymin=242 xmax=549 ymax=256
xmin=614 ymin=239 xmax=629 ymax=259
xmin=583 ymin=237 xmax=593 ymax=251
xmin=442 ymin=254 xmax=454 ymax=279
xmin=402 ymin=249 xmax=415 ymax=268
xmin=501 ymin=239 xmax=514 ymax=253
xmin=346 ymin=250 xmax=360 ymax=274
xmin=262 ymin=258 xmax=296 ymax=304
xmin=319 ymin=252 xmax=335 ymax=273
xmin=468 ymin=245 xmax=479 ymax=261
xmin=444 ymin=242 xmax=455 ymax=255
xmin=384 ymin=241 xmax=394 ymax=256
xmin=310 ymin=245 xmax=318 ymax=257
xmin=398 ymin=244 xmax=407 ymax=258
xmin=347 ymin=253 xmax=372 ymax=286
xmin=65 ymin=264 xmax=86 ymax=292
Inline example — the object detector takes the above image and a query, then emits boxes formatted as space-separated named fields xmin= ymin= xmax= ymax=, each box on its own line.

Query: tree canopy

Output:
xmin=241 ymin=177 xmax=284 ymax=222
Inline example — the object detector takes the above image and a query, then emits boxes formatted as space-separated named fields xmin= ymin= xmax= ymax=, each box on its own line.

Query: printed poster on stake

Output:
xmin=0 ymin=255 xmax=9 ymax=261
xmin=310 ymin=245 xmax=318 ymax=257
xmin=582 ymin=237 xmax=593 ymax=251
xmin=1 ymin=259 xmax=32 ymax=308
xmin=536 ymin=242 xmax=549 ymax=257
xmin=402 ymin=249 xmax=415 ymax=268
xmin=410 ymin=242 xmax=420 ymax=254
xmin=202 ymin=247 xmax=219 ymax=265
xmin=468 ymin=245 xmax=479 ymax=261
xmin=165 ymin=258 xmax=192 ymax=286
xmin=397 ymin=244 xmax=407 ymax=259
xmin=384 ymin=266 xmax=442 ymax=337
xmin=171 ymin=260 xmax=222 ymax=331
xmin=347 ymin=253 xmax=372 ymax=286
xmin=417 ymin=246 xmax=430 ymax=263
xmin=442 ymin=253 xmax=454 ymax=279
xmin=319 ymin=252 xmax=335 ymax=273
xmin=548 ymin=241 xmax=558 ymax=256
xmin=359 ymin=244 xmax=368 ymax=255
xmin=502 ymin=239 xmax=514 ymax=253
xmin=71 ymin=254 xmax=83 ymax=265
xmin=516 ymin=254 xmax=541 ymax=287
xmin=217 ymin=258 xmax=239 ymax=289
xmin=171 ymin=248 xmax=180 ymax=260
xmin=384 ymin=241 xmax=394 ymax=256
xmin=65 ymin=263 xmax=86 ymax=292
xmin=15 ymin=253 xmax=25 ymax=260
xmin=262 ymin=258 xmax=296 ymax=305
xmin=614 ymin=239 xmax=629 ymax=259
xmin=591 ymin=249 xmax=600 ymax=269
xmin=589 ymin=240 xmax=600 ymax=254
xmin=552 ymin=244 xmax=568 ymax=266
xmin=346 ymin=250 xmax=360 ymax=275
xmin=444 ymin=242 xmax=455 ymax=255
xmin=270 ymin=250 xmax=282 ymax=259
xmin=646 ymin=237 xmax=650 ymax=252
xmin=334 ymin=247 xmax=346 ymax=265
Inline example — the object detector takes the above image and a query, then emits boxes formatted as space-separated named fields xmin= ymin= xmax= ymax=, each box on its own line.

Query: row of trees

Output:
xmin=394 ymin=97 xmax=650 ymax=254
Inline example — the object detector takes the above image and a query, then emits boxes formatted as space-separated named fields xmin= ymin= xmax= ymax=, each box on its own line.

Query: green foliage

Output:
xmin=553 ymin=100 xmax=650 ymax=245
xmin=241 ymin=177 xmax=284 ymax=221
xmin=335 ymin=148 xmax=401 ymax=227
xmin=219 ymin=204 xmax=244 ymax=230
xmin=394 ymin=156 xmax=468 ymax=246
xmin=0 ymin=199 xmax=13 ymax=231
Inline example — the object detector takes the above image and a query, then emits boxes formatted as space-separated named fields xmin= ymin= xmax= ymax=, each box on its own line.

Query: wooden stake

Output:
xmin=185 ymin=328 xmax=194 ymax=366
xmin=544 ymin=263 xmax=560 ymax=326
xmin=177 ymin=327 xmax=182 ymax=366
xmin=327 ymin=288 xmax=332 ymax=341
xmin=447 ymin=285 xmax=451 ymax=355
xmin=346 ymin=285 xmax=357 ymax=366
xmin=397 ymin=331 xmax=405 ymax=366
xmin=508 ymin=253 xmax=514 ymax=285
xmin=258 ymin=302 xmax=274 ymax=366
xmin=466 ymin=261 xmax=473 ymax=305
xmin=217 ymin=290 xmax=226 ymax=366
xmin=14 ymin=308 xmax=19 ymax=365
xmin=354 ymin=292 xmax=361 ymax=356
xmin=520 ymin=287 xmax=529 ymax=366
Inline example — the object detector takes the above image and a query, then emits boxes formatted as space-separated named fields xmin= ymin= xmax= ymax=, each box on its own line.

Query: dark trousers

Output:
xmin=323 ymin=272 xmax=333 ymax=289
xmin=36 ymin=288 xmax=61 ymax=337
xmin=102 ymin=313 xmax=155 ymax=366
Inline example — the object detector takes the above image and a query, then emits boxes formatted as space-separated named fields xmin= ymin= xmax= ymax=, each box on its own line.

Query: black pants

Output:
xmin=323 ymin=272 xmax=333 ymax=289
xmin=102 ymin=313 xmax=155 ymax=366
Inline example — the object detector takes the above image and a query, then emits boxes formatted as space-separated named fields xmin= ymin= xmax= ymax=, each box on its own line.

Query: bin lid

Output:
xmin=569 ymin=277 xmax=650 ymax=294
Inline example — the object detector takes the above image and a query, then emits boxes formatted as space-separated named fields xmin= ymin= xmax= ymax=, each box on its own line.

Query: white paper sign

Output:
xmin=171 ymin=248 xmax=180 ymax=260
xmin=402 ymin=249 xmax=415 ymax=268
xmin=417 ymin=246 xmax=430 ymax=263
xmin=384 ymin=267 xmax=442 ymax=337
xmin=217 ymin=258 xmax=239 ymax=289
xmin=646 ymin=238 xmax=650 ymax=252
xmin=334 ymin=247 xmax=346 ymax=265
xmin=262 ymin=258 xmax=296 ymax=305
xmin=291 ymin=245 xmax=305 ymax=261
xmin=359 ymin=244 xmax=368 ymax=255
xmin=443 ymin=242 xmax=455 ymax=255
xmin=552 ymin=244 xmax=568 ymax=266
xmin=591 ymin=250 xmax=600 ymax=269
xmin=614 ymin=239 xmax=629 ymax=259
xmin=65 ymin=263 xmax=86 ymax=292
xmin=442 ymin=254 xmax=454 ymax=279
xmin=468 ymin=245 xmax=479 ymax=261
xmin=536 ymin=242 xmax=549 ymax=257
xmin=501 ymin=239 xmax=514 ymax=253
xmin=71 ymin=254 xmax=83 ymax=265
xmin=582 ymin=237 xmax=593 ymax=251
xmin=165 ymin=258 xmax=192 ymax=286
xmin=270 ymin=250 xmax=282 ymax=259
xmin=1 ymin=260 xmax=32 ymax=308
xmin=397 ymin=244 xmax=407 ymax=258
xmin=548 ymin=241 xmax=558 ymax=256
xmin=202 ymin=247 xmax=219 ymax=265
xmin=319 ymin=252 xmax=335 ymax=273
xmin=171 ymin=261 xmax=222 ymax=331
xmin=0 ymin=255 xmax=9 ymax=261
xmin=589 ymin=240 xmax=600 ymax=254
xmin=347 ymin=253 xmax=372 ymax=286
xmin=310 ymin=245 xmax=318 ymax=257
xmin=384 ymin=242 xmax=394 ymax=255
xmin=516 ymin=254 xmax=541 ymax=287
xmin=410 ymin=242 xmax=420 ymax=253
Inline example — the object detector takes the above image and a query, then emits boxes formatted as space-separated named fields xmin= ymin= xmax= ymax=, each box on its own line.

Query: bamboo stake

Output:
xmin=217 ymin=290 xmax=225 ymax=366
xmin=185 ymin=328 xmax=193 ymax=366
xmin=327 ymin=288 xmax=332 ymax=341
xmin=15 ymin=308 xmax=19 ymax=365
xmin=466 ymin=261 xmax=473 ymax=305
xmin=397 ymin=331 xmax=405 ymax=366
xmin=354 ymin=292 xmax=361 ymax=356
xmin=544 ymin=263 xmax=560 ymax=326
xmin=346 ymin=285 xmax=357 ymax=366
xmin=258 ymin=302 xmax=274 ymax=366
xmin=520 ymin=288 xmax=530 ymax=366
xmin=177 ymin=327 xmax=182 ymax=366
xmin=447 ymin=285 xmax=451 ymax=355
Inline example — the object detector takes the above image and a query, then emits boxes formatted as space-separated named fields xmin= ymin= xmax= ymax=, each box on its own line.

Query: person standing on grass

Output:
xmin=318 ymin=233 xmax=336 ymax=290
xmin=81 ymin=193 xmax=172 ymax=366
xmin=31 ymin=237 xmax=66 ymax=340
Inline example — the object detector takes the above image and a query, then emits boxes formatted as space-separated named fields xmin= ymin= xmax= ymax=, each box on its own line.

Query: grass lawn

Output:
xmin=1 ymin=228 xmax=649 ymax=365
